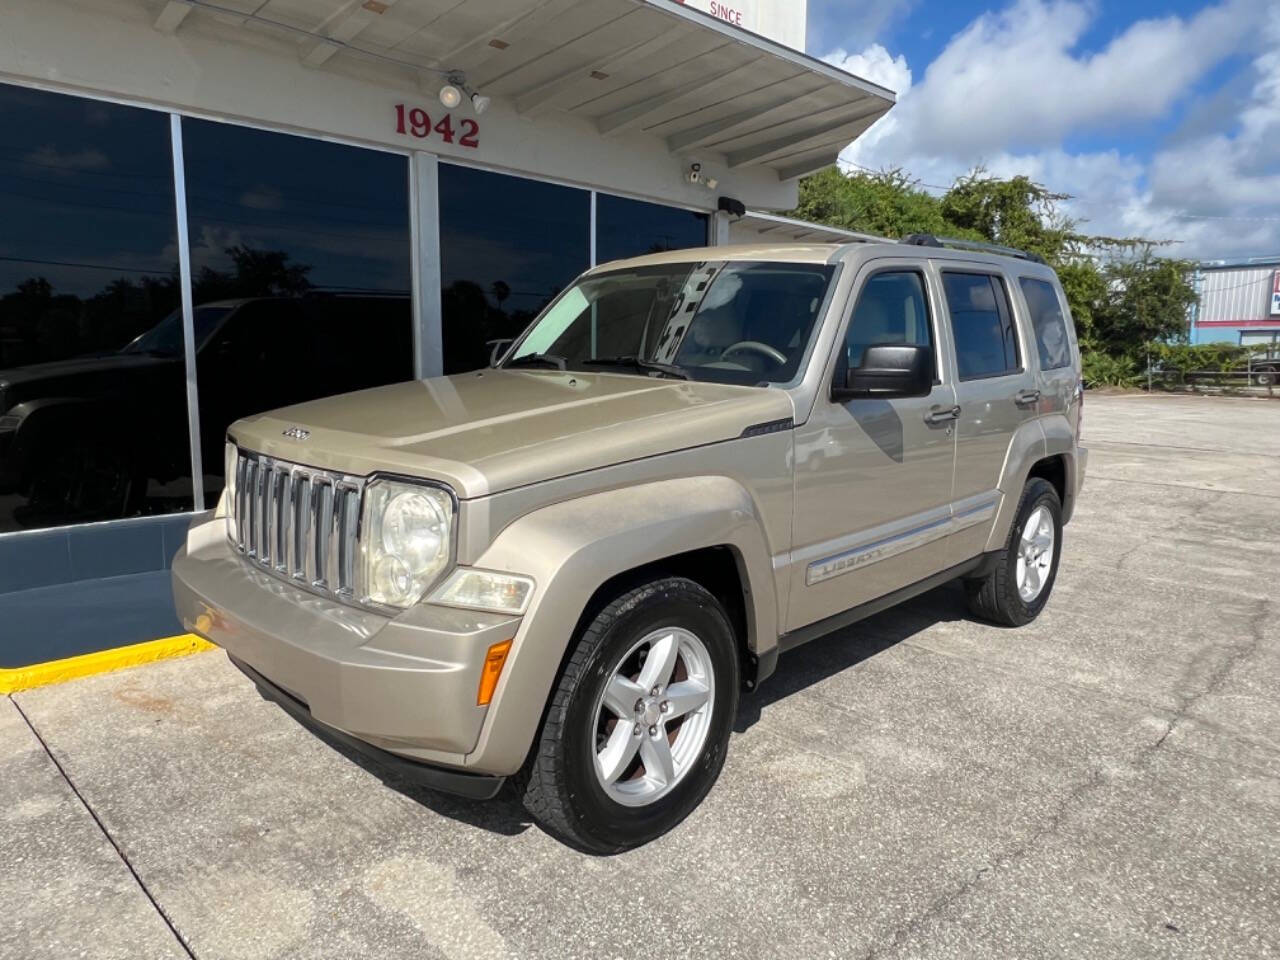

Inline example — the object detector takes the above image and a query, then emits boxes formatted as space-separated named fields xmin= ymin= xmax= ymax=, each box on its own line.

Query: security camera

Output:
xmin=687 ymin=162 xmax=703 ymax=185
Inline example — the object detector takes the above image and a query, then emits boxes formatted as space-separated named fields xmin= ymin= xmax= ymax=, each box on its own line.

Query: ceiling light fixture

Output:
xmin=440 ymin=72 xmax=489 ymax=115
xmin=439 ymin=83 xmax=463 ymax=109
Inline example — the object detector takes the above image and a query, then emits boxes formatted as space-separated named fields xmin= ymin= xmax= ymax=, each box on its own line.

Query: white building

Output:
xmin=1189 ymin=256 xmax=1280 ymax=354
xmin=0 ymin=0 xmax=893 ymax=660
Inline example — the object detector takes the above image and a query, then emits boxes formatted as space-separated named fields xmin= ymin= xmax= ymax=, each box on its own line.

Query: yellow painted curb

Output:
xmin=0 ymin=634 xmax=216 ymax=695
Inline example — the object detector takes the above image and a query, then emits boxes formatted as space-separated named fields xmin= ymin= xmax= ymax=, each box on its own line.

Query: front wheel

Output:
xmin=518 ymin=577 xmax=739 ymax=853
xmin=966 ymin=477 xmax=1063 ymax=627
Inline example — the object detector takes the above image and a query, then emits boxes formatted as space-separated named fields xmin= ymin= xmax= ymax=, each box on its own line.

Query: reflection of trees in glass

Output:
xmin=441 ymin=278 xmax=566 ymax=373
xmin=193 ymin=245 xmax=312 ymax=302
xmin=0 ymin=246 xmax=313 ymax=368
xmin=0 ymin=273 xmax=178 ymax=367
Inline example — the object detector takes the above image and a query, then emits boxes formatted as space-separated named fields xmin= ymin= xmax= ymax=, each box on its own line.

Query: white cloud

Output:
xmin=825 ymin=0 xmax=1280 ymax=259
xmin=23 ymin=145 xmax=109 ymax=172
xmin=238 ymin=185 xmax=285 ymax=211
xmin=895 ymin=0 xmax=1261 ymax=156
xmin=823 ymin=44 xmax=911 ymax=96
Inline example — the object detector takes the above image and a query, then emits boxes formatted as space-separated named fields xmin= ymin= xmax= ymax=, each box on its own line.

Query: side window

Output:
xmin=1019 ymin=277 xmax=1072 ymax=370
xmin=844 ymin=271 xmax=934 ymax=371
xmin=942 ymin=272 xmax=1020 ymax=380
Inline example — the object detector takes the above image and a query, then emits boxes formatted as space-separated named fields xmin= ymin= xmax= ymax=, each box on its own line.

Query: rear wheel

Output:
xmin=966 ymin=478 xmax=1062 ymax=627
xmin=517 ymin=577 xmax=739 ymax=853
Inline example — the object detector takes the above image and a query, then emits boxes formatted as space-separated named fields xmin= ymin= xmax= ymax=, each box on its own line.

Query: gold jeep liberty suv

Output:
xmin=173 ymin=235 xmax=1086 ymax=853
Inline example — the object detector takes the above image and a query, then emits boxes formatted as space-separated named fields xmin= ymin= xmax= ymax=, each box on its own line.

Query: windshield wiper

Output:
xmin=582 ymin=356 xmax=690 ymax=380
xmin=504 ymin=352 xmax=567 ymax=370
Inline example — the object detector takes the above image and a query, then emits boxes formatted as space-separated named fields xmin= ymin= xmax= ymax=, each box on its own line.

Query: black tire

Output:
xmin=517 ymin=577 xmax=739 ymax=854
xmin=966 ymin=478 xmax=1063 ymax=627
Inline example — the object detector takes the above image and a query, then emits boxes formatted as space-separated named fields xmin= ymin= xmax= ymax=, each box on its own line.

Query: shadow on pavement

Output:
xmin=271 ymin=581 xmax=974 ymax=842
xmin=734 ymin=581 xmax=973 ymax=733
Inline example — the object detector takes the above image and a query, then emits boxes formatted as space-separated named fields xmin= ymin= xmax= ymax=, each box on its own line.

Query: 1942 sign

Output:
xmin=393 ymin=103 xmax=479 ymax=148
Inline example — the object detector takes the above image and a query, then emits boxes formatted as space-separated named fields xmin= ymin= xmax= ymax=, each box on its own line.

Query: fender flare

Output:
xmin=1039 ymin=412 xmax=1082 ymax=524
xmin=461 ymin=475 xmax=778 ymax=774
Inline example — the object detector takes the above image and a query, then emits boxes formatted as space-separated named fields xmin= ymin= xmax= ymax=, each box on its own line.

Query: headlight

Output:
xmin=429 ymin=568 xmax=534 ymax=615
xmin=360 ymin=478 xmax=454 ymax=608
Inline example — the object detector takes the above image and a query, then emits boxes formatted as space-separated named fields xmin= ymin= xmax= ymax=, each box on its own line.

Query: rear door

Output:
xmin=938 ymin=265 xmax=1038 ymax=563
xmin=788 ymin=260 xmax=958 ymax=631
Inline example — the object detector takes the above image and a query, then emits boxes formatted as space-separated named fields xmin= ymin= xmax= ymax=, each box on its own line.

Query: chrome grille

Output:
xmin=229 ymin=449 xmax=364 ymax=599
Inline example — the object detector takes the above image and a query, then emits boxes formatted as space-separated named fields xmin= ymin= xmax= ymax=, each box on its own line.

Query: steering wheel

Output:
xmin=719 ymin=340 xmax=787 ymax=366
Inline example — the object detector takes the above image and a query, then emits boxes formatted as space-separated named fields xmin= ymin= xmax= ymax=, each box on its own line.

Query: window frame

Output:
xmin=940 ymin=268 xmax=1024 ymax=382
xmin=830 ymin=264 xmax=944 ymax=397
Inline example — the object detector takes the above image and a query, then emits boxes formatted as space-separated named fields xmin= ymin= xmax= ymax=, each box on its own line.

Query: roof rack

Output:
xmin=900 ymin=233 xmax=1047 ymax=265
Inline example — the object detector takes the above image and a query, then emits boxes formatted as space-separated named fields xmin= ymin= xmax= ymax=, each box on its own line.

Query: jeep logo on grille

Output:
xmin=282 ymin=426 xmax=310 ymax=440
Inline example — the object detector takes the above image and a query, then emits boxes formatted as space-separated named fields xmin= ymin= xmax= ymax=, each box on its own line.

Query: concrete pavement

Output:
xmin=5 ymin=392 xmax=1279 ymax=959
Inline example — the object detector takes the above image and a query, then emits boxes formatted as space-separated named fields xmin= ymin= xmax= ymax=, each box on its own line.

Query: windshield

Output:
xmin=504 ymin=260 xmax=837 ymax=386
xmin=121 ymin=305 xmax=234 ymax=357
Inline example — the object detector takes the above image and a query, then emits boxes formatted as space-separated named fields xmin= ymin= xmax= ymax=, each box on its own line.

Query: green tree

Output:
xmin=939 ymin=171 xmax=1077 ymax=262
xmin=1094 ymin=254 xmax=1198 ymax=352
xmin=792 ymin=167 xmax=961 ymax=240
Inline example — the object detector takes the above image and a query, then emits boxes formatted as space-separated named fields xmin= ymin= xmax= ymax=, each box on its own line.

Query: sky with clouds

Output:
xmin=808 ymin=0 xmax=1280 ymax=259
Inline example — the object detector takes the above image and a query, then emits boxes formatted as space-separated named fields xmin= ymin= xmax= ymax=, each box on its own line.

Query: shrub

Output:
xmin=1081 ymin=349 xmax=1140 ymax=387
xmin=1146 ymin=341 xmax=1254 ymax=374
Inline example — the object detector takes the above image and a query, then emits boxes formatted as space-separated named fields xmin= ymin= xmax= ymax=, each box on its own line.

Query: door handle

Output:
xmin=1014 ymin=389 xmax=1041 ymax=407
xmin=924 ymin=404 xmax=961 ymax=425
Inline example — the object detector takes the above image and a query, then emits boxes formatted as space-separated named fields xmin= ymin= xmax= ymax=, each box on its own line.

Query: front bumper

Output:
xmin=172 ymin=517 xmax=521 ymax=776
xmin=230 ymin=654 xmax=503 ymax=799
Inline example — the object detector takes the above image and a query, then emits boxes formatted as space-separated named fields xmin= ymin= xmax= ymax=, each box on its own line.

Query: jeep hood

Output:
xmin=228 ymin=370 xmax=794 ymax=499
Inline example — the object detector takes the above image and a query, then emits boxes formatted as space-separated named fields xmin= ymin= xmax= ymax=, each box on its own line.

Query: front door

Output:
xmin=788 ymin=263 xmax=958 ymax=632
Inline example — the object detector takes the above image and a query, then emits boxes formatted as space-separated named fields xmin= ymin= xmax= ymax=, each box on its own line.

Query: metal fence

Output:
xmin=1143 ymin=362 xmax=1277 ymax=395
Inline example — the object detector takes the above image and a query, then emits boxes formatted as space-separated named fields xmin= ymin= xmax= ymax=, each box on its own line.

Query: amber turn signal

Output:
xmin=476 ymin=639 xmax=514 ymax=706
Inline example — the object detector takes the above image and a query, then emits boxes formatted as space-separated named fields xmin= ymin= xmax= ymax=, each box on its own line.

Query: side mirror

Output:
xmin=487 ymin=338 xmax=513 ymax=368
xmin=832 ymin=344 xmax=933 ymax=401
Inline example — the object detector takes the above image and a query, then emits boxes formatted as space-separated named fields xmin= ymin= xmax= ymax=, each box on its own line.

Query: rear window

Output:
xmin=942 ymin=272 xmax=1020 ymax=380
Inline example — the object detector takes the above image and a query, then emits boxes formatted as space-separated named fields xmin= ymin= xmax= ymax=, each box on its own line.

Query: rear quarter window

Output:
xmin=1019 ymin=277 xmax=1073 ymax=370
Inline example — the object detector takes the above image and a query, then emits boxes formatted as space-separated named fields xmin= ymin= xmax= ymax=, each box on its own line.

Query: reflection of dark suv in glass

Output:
xmin=0 ymin=295 xmax=410 ymax=530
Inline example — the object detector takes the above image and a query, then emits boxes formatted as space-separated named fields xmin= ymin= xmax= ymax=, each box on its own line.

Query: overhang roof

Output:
xmin=158 ymin=0 xmax=896 ymax=181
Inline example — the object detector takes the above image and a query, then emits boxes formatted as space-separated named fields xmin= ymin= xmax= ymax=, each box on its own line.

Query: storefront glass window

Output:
xmin=181 ymin=119 xmax=413 ymax=502
xmin=438 ymin=163 xmax=590 ymax=373
xmin=596 ymin=194 xmax=709 ymax=265
xmin=0 ymin=84 xmax=191 ymax=532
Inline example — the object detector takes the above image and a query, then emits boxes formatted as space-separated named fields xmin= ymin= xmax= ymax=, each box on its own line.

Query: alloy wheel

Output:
xmin=1016 ymin=505 xmax=1055 ymax=602
xmin=590 ymin=627 xmax=715 ymax=807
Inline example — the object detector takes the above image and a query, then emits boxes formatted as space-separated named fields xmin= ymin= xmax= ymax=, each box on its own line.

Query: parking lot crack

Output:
xmin=862 ymin=596 xmax=1273 ymax=960
xmin=10 ymin=696 xmax=198 ymax=960
xmin=1145 ymin=597 xmax=1270 ymax=757
xmin=860 ymin=763 xmax=1111 ymax=960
